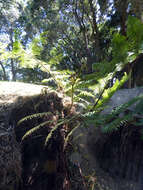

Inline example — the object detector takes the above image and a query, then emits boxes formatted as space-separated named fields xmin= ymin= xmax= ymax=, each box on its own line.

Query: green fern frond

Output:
xmin=22 ymin=120 xmax=53 ymax=141
xmin=75 ymin=79 xmax=97 ymax=89
xmin=74 ymin=96 xmax=91 ymax=106
xmin=82 ymin=95 xmax=143 ymax=132
xmin=64 ymin=122 xmax=81 ymax=149
xmin=17 ymin=112 xmax=53 ymax=126
xmin=95 ymin=73 xmax=128 ymax=109
xmin=44 ymin=114 xmax=80 ymax=146
xmin=83 ymin=111 xmax=98 ymax=119
xmin=76 ymin=90 xmax=95 ymax=98
xmin=109 ymin=96 xmax=143 ymax=118
xmin=82 ymin=111 xmax=102 ymax=126
xmin=102 ymin=114 xmax=133 ymax=133
xmin=44 ymin=119 xmax=67 ymax=146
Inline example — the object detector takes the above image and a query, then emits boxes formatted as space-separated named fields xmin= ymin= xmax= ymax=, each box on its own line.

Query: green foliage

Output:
xmin=99 ymin=95 xmax=143 ymax=133
xmin=111 ymin=16 xmax=143 ymax=68
xmin=22 ymin=120 xmax=53 ymax=141
xmin=2 ymin=0 xmax=143 ymax=188
xmin=18 ymin=108 xmax=80 ymax=148
xmin=102 ymin=114 xmax=133 ymax=133
xmin=16 ymin=30 xmax=132 ymax=146
xmin=127 ymin=16 xmax=143 ymax=53
xmin=112 ymin=33 xmax=128 ymax=63
xmin=17 ymin=112 xmax=54 ymax=126
xmin=17 ymin=66 xmax=129 ymax=150
xmin=31 ymin=38 xmax=43 ymax=57
xmin=0 ymin=42 xmax=12 ymax=61
xmin=95 ymin=73 xmax=128 ymax=109
xmin=80 ymin=90 xmax=143 ymax=136
xmin=15 ymin=15 xmax=143 ymax=153
xmin=44 ymin=118 xmax=68 ymax=146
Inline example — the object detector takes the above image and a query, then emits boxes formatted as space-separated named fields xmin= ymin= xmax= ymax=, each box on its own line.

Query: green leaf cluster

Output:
xmin=112 ymin=16 xmax=143 ymax=64
xmin=127 ymin=16 xmax=143 ymax=53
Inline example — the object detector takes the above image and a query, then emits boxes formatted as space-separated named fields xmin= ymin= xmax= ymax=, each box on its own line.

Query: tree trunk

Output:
xmin=9 ymin=27 xmax=17 ymax=81
xmin=0 ymin=61 xmax=7 ymax=80
xmin=74 ymin=0 xmax=93 ymax=73
xmin=88 ymin=0 xmax=102 ymax=62
xmin=11 ymin=58 xmax=16 ymax=81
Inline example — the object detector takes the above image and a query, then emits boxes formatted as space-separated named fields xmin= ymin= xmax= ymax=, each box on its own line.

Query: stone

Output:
xmin=102 ymin=87 xmax=143 ymax=114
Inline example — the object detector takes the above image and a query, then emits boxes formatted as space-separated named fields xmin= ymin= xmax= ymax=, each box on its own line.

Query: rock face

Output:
xmin=0 ymin=123 xmax=21 ymax=190
xmin=87 ymin=125 xmax=143 ymax=190
xmin=0 ymin=82 xmax=52 ymax=190
xmin=102 ymin=87 xmax=143 ymax=114
xmin=0 ymin=82 xmax=68 ymax=190
xmin=72 ymin=87 xmax=143 ymax=190
xmin=1 ymin=82 xmax=143 ymax=190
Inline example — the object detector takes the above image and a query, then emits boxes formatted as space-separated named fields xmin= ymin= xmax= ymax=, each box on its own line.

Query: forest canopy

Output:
xmin=0 ymin=0 xmax=143 ymax=88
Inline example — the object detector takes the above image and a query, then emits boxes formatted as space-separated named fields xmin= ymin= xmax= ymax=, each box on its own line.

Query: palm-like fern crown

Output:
xmin=15 ymin=15 xmax=143 ymax=144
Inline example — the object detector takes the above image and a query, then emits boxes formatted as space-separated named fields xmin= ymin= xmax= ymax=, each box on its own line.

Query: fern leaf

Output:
xmin=74 ymin=96 xmax=91 ymax=106
xmin=44 ymin=119 xmax=67 ymax=146
xmin=109 ymin=96 xmax=142 ymax=118
xmin=102 ymin=114 xmax=133 ymax=133
xmin=64 ymin=122 xmax=81 ymax=149
xmin=77 ymin=90 xmax=95 ymax=98
xmin=96 ymin=73 xmax=128 ymax=109
xmin=22 ymin=120 xmax=53 ymax=141
xmin=17 ymin=112 xmax=53 ymax=126
xmin=44 ymin=114 xmax=80 ymax=146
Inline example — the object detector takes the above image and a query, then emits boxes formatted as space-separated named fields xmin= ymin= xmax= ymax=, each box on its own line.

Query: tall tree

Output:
xmin=0 ymin=0 xmax=143 ymax=84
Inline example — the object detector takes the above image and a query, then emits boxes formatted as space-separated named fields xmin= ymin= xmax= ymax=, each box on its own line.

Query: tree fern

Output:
xmin=11 ymin=41 xmax=130 ymax=113
xmin=17 ymin=71 xmax=130 ymax=146
xmin=15 ymin=41 xmax=135 ymax=154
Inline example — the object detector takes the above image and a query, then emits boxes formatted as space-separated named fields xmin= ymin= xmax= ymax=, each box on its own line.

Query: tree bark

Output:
xmin=11 ymin=58 xmax=16 ymax=81
xmin=73 ymin=0 xmax=93 ymax=73
xmin=9 ymin=27 xmax=17 ymax=81
xmin=88 ymin=0 xmax=102 ymax=61
xmin=0 ymin=61 xmax=7 ymax=80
